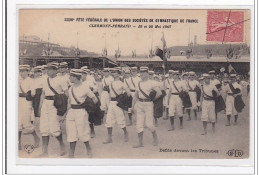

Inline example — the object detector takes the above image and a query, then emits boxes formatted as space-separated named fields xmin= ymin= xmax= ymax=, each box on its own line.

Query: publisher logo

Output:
xmin=227 ymin=149 xmax=243 ymax=157
xmin=24 ymin=144 xmax=35 ymax=154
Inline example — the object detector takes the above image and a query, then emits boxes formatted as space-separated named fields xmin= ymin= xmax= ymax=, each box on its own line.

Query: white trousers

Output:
xmin=226 ymin=95 xmax=238 ymax=116
xmin=18 ymin=98 xmax=35 ymax=134
xmin=135 ymin=101 xmax=155 ymax=133
xmin=201 ymin=99 xmax=216 ymax=122
xmin=188 ymin=91 xmax=197 ymax=110
xmin=40 ymin=100 xmax=61 ymax=137
xmin=163 ymin=89 xmax=170 ymax=108
xmin=169 ymin=95 xmax=183 ymax=117
xmin=105 ymin=101 xmax=126 ymax=128
xmin=66 ymin=108 xmax=90 ymax=142
xmin=100 ymin=91 xmax=110 ymax=112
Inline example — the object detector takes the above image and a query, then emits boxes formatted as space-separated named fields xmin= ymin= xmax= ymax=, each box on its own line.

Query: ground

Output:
xmin=19 ymin=94 xmax=250 ymax=159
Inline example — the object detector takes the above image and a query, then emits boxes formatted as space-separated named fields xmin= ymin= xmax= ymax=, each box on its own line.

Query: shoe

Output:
xmin=90 ymin=132 xmax=95 ymax=138
xmin=153 ymin=133 xmax=158 ymax=146
xmin=60 ymin=145 xmax=66 ymax=156
xmin=168 ymin=127 xmax=174 ymax=131
xmin=86 ymin=151 xmax=93 ymax=158
xmin=103 ymin=138 xmax=112 ymax=144
xmin=124 ymin=133 xmax=129 ymax=142
xmin=201 ymin=132 xmax=207 ymax=135
xmin=132 ymin=144 xmax=144 ymax=148
xmin=34 ymin=137 xmax=40 ymax=148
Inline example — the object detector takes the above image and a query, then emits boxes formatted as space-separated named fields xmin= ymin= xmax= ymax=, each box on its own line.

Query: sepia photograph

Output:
xmin=17 ymin=9 xmax=251 ymax=160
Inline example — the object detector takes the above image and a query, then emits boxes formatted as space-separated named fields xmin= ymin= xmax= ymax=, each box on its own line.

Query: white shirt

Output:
xmin=169 ymin=79 xmax=186 ymax=94
xmin=102 ymin=76 xmax=114 ymax=88
xmin=155 ymin=80 xmax=164 ymax=90
xmin=240 ymin=80 xmax=249 ymax=87
xmin=19 ymin=76 xmax=32 ymax=93
xmin=225 ymin=82 xmax=242 ymax=94
xmin=30 ymin=76 xmax=43 ymax=96
xmin=59 ymin=73 xmax=70 ymax=88
xmin=42 ymin=76 xmax=68 ymax=96
xmin=69 ymin=83 xmax=95 ymax=105
xmin=83 ymin=77 xmax=98 ymax=93
xmin=136 ymin=80 xmax=158 ymax=99
xmin=187 ymin=79 xmax=200 ymax=91
xmin=109 ymin=80 xmax=127 ymax=98
xmin=127 ymin=76 xmax=141 ymax=91
xmin=31 ymin=77 xmax=43 ymax=89
xmin=202 ymin=83 xmax=218 ymax=98
xmin=164 ymin=78 xmax=172 ymax=89
xmin=124 ymin=77 xmax=135 ymax=90
xmin=210 ymin=79 xmax=221 ymax=87
xmin=86 ymin=75 xmax=95 ymax=83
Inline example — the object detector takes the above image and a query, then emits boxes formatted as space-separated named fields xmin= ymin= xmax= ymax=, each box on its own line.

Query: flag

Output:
xmin=228 ymin=62 xmax=236 ymax=73
xmin=155 ymin=48 xmax=163 ymax=60
xmin=161 ymin=32 xmax=167 ymax=70
xmin=161 ymin=32 xmax=166 ymax=50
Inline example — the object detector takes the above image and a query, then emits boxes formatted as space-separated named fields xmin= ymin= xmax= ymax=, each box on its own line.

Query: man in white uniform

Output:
xmin=128 ymin=67 xmax=141 ymax=124
xmin=153 ymin=74 xmax=164 ymax=127
xmin=66 ymin=69 xmax=98 ymax=158
xmin=181 ymin=72 xmax=190 ymax=115
xmin=186 ymin=71 xmax=201 ymax=120
xmin=132 ymin=67 xmax=162 ymax=148
xmin=209 ymin=70 xmax=221 ymax=122
xmin=201 ymin=74 xmax=220 ymax=135
xmin=163 ymin=73 xmax=171 ymax=120
xmin=103 ymin=67 xmax=131 ymax=144
xmin=198 ymin=77 xmax=204 ymax=111
xmin=18 ymin=65 xmax=40 ymax=151
xmin=81 ymin=66 xmax=98 ymax=94
xmin=81 ymin=66 xmax=99 ymax=138
xmin=58 ymin=62 xmax=70 ymax=88
xmin=38 ymin=62 xmax=68 ymax=157
xmin=30 ymin=66 xmax=43 ymax=118
xmin=167 ymin=70 xmax=187 ymax=131
xmin=225 ymin=74 xmax=242 ymax=126
xmin=100 ymin=68 xmax=114 ymax=114
xmin=123 ymin=70 xmax=134 ymax=126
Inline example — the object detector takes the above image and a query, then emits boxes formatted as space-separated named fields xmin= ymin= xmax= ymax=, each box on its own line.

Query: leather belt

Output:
xmin=228 ymin=93 xmax=234 ymax=96
xmin=204 ymin=97 xmax=214 ymax=101
xmin=111 ymin=97 xmax=117 ymax=101
xmin=19 ymin=93 xmax=27 ymax=98
xmin=171 ymin=93 xmax=179 ymax=95
xmin=45 ymin=96 xmax=54 ymax=100
xmin=71 ymin=104 xmax=84 ymax=109
xmin=130 ymin=89 xmax=135 ymax=92
xmin=138 ymin=98 xmax=151 ymax=102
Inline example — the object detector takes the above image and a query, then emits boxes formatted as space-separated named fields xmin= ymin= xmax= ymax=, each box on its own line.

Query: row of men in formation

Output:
xmin=18 ymin=62 xmax=248 ymax=158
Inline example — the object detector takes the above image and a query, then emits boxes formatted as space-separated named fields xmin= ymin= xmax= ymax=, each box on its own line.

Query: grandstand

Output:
xmin=19 ymin=35 xmax=117 ymax=68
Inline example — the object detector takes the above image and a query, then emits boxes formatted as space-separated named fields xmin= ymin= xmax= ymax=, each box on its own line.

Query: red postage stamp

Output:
xmin=206 ymin=11 xmax=244 ymax=42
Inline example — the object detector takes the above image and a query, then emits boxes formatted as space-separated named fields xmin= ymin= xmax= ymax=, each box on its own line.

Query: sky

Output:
xmin=19 ymin=9 xmax=250 ymax=56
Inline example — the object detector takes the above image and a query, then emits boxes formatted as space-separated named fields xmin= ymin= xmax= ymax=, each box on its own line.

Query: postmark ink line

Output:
xmin=222 ymin=10 xmax=232 ymax=44
xmin=206 ymin=18 xmax=250 ymax=35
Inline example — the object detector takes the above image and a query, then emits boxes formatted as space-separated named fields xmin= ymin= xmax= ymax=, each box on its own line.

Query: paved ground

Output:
xmin=19 ymin=94 xmax=250 ymax=159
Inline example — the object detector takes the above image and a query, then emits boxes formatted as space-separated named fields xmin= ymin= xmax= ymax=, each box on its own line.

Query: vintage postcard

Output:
xmin=17 ymin=8 xmax=252 ymax=162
